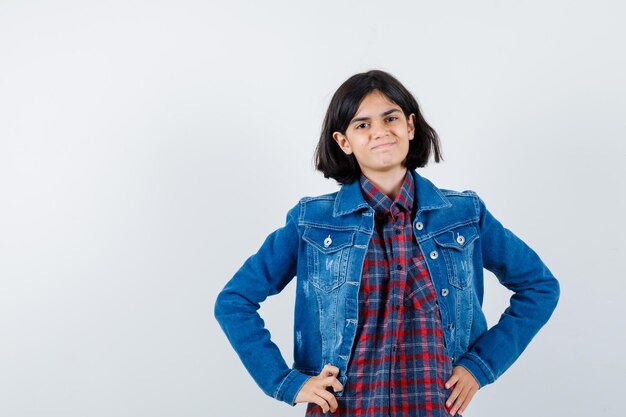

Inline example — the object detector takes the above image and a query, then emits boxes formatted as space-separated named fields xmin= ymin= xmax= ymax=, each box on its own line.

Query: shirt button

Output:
xmin=456 ymin=234 xmax=465 ymax=245
xmin=441 ymin=288 xmax=449 ymax=296
xmin=429 ymin=250 xmax=438 ymax=260
xmin=395 ymin=228 xmax=401 ymax=235
xmin=415 ymin=221 xmax=424 ymax=230
xmin=396 ymin=264 xmax=403 ymax=271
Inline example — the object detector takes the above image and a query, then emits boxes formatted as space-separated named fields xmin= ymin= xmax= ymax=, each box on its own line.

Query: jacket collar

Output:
xmin=333 ymin=169 xmax=451 ymax=217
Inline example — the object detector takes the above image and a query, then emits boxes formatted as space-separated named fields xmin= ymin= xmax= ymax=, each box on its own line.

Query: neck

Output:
xmin=362 ymin=167 xmax=408 ymax=200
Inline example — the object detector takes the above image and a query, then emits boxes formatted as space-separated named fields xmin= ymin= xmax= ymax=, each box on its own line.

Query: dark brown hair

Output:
xmin=315 ymin=70 xmax=443 ymax=184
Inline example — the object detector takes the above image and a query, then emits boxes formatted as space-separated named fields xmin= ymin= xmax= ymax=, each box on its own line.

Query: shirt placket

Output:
xmin=387 ymin=209 xmax=407 ymax=416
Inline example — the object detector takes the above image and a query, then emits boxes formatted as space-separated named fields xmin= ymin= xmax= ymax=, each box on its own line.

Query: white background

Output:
xmin=1 ymin=1 xmax=624 ymax=416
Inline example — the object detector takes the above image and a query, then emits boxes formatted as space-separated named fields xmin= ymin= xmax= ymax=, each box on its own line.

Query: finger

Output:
xmin=444 ymin=373 xmax=459 ymax=390
xmin=449 ymin=391 xmax=466 ymax=415
xmin=322 ymin=363 xmax=340 ymax=377
xmin=450 ymin=384 xmax=472 ymax=416
xmin=445 ymin=382 xmax=463 ymax=409
xmin=311 ymin=395 xmax=329 ymax=413
xmin=316 ymin=388 xmax=339 ymax=412
xmin=313 ymin=391 xmax=332 ymax=413
xmin=323 ymin=376 xmax=343 ymax=388
xmin=458 ymin=386 xmax=478 ymax=415
xmin=325 ymin=376 xmax=344 ymax=393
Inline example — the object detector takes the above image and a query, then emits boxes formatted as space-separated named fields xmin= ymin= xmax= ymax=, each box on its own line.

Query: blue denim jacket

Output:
xmin=214 ymin=169 xmax=560 ymax=406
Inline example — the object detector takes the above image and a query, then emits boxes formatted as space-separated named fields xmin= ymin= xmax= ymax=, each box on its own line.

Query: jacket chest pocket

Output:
xmin=433 ymin=224 xmax=479 ymax=289
xmin=303 ymin=226 xmax=355 ymax=292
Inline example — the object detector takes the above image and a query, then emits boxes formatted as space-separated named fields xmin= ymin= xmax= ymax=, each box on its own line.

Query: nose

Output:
xmin=370 ymin=119 xmax=389 ymax=139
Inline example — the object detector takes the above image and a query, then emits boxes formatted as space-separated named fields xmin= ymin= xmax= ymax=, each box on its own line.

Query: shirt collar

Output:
xmin=333 ymin=169 xmax=451 ymax=217
xmin=359 ymin=170 xmax=415 ymax=218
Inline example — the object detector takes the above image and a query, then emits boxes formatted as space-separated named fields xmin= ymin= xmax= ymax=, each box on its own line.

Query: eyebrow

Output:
xmin=350 ymin=108 xmax=401 ymax=125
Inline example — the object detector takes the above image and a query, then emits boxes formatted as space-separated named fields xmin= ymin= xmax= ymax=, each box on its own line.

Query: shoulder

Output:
xmin=440 ymin=189 xmax=482 ymax=224
xmin=440 ymin=188 xmax=480 ymax=208
xmin=439 ymin=188 xmax=479 ymax=199
xmin=282 ymin=192 xmax=337 ymax=210
xmin=412 ymin=170 xmax=480 ymax=207
xmin=298 ymin=191 xmax=339 ymax=204
xmin=419 ymin=173 xmax=482 ymax=221
xmin=278 ymin=192 xmax=341 ymax=224
xmin=291 ymin=191 xmax=340 ymax=224
xmin=422 ymin=172 xmax=481 ymax=207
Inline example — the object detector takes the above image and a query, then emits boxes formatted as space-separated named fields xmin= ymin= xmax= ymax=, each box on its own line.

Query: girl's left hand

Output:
xmin=444 ymin=365 xmax=479 ymax=416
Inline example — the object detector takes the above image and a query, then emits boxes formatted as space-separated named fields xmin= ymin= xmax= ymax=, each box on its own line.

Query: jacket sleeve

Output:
xmin=456 ymin=195 xmax=560 ymax=388
xmin=213 ymin=203 xmax=311 ymax=405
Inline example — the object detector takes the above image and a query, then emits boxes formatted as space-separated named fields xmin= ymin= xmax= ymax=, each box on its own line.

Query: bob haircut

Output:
xmin=315 ymin=69 xmax=443 ymax=184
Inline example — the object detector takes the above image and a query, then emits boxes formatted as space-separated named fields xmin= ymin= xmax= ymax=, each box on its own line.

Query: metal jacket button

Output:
xmin=456 ymin=234 xmax=465 ymax=245
xmin=324 ymin=235 xmax=332 ymax=247
xmin=429 ymin=250 xmax=438 ymax=260
xmin=415 ymin=221 xmax=424 ymax=230
xmin=441 ymin=288 xmax=449 ymax=296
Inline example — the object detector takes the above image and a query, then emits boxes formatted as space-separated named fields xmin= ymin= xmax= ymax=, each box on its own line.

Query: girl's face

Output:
xmin=332 ymin=90 xmax=415 ymax=180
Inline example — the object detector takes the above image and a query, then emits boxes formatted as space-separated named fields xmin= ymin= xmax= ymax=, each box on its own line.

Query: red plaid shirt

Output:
xmin=306 ymin=171 xmax=455 ymax=417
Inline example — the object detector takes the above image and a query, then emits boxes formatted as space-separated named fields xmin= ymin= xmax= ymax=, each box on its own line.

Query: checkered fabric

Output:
xmin=305 ymin=171 xmax=455 ymax=417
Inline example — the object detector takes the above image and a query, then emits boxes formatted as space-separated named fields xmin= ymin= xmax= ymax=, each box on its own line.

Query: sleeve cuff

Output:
xmin=455 ymin=352 xmax=496 ymax=388
xmin=273 ymin=369 xmax=312 ymax=406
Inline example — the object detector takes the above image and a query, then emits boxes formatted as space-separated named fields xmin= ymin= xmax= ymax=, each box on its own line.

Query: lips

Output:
xmin=372 ymin=142 xmax=395 ymax=150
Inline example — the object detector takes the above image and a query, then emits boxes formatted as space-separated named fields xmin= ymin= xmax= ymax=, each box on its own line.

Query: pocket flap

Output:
xmin=303 ymin=227 xmax=356 ymax=253
xmin=434 ymin=225 xmax=479 ymax=250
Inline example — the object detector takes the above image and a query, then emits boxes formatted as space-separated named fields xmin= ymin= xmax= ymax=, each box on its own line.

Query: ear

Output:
xmin=332 ymin=131 xmax=353 ymax=155
xmin=407 ymin=113 xmax=416 ymax=140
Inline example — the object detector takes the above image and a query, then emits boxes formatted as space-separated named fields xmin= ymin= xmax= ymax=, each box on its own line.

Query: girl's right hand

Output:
xmin=294 ymin=363 xmax=344 ymax=413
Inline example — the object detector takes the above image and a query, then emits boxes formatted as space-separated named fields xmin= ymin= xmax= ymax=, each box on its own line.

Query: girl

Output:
xmin=214 ymin=70 xmax=560 ymax=416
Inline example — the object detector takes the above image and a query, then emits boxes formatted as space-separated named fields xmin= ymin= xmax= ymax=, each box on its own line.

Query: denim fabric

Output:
xmin=214 ymin=169 xmax=560 ymax=406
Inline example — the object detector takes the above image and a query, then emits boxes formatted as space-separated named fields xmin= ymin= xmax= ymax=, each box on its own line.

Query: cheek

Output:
xmin=400 ymin=142 xmax=411 ymax=159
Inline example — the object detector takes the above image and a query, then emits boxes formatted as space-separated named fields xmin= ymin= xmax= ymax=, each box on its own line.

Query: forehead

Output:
xmin=354 ymin=91 xmax=401 ymax=115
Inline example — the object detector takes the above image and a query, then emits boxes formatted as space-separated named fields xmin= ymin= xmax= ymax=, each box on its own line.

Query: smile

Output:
xmin=372 ymin=142 xmax=396 ymax=150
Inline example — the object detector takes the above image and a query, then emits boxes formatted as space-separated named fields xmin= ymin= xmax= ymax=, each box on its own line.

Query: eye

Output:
xmin=355 ymin=123 xmax=369 ymax=129
xmin=387 ymin=116 xmax=399 ymax=122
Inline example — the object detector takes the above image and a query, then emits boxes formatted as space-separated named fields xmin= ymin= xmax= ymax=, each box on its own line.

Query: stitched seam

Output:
xmin=466 ymin=352 xmax=496 ymax=382
xmin=415 ymin=219 xmax=480 ymax=243
xmin=315 ymin=284 xmax=327 ymax=365
xmin=335 ymin=204 xmax=371 ymax=216
xmin=298 ymin=222 xmax=361 ymax=231
xmin=440 ymin=190 xmax=477 ymax=197
xmin=273 ymin=370 xmax=293 ymax=399
xmin=301 ymin=195 xmax=336 ymax=203
xmin=465 ymin=286 xmax=474 ymax=349
xmin=299 ymin=199 xmax=307 ymax=225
